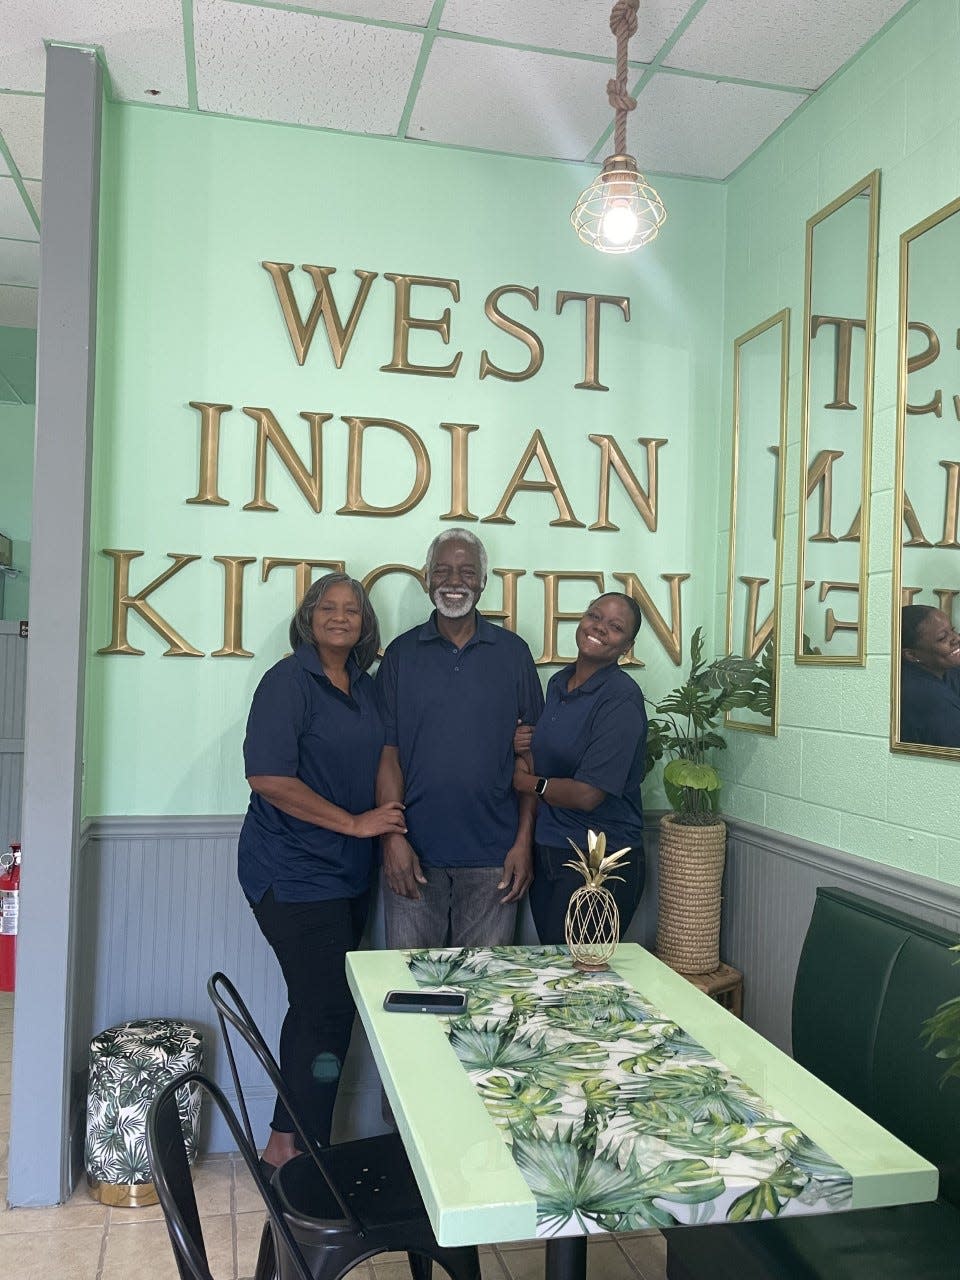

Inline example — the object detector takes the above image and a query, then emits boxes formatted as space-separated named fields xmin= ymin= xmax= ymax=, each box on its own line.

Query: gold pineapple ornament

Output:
xmin=563 ymin=830 xmax=631 ymax=971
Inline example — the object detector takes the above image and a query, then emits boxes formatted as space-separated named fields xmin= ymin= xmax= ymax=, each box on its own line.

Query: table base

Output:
xmin=545 ymin=1236 xmax=587 ymax=1280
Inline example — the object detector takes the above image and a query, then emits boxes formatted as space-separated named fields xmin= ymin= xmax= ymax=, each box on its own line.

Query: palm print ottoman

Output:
xmin=85 ymin=1018 xmax=203 ymax=1206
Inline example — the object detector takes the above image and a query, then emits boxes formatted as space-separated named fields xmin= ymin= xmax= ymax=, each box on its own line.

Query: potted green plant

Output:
xmin=645 ymin=627 xmax=767 ymax=975
xmin=922 ymin=947 xmax=960 ymax=1085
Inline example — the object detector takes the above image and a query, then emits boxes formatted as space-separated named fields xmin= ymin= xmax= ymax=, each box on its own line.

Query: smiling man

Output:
xmin=375 ymin=529 xmax=544 ymax=947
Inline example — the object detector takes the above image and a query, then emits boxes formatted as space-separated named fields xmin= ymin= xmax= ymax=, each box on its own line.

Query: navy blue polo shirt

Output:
xmin=532 ymin=662 xmax=647 ymax=851
xmin=900 ymin=661 xmax=960 ymax=748
xmin=238 ymin=645 xmax=384 ymax=903
xmin=376 ymin=613 xmax=544 ymax=868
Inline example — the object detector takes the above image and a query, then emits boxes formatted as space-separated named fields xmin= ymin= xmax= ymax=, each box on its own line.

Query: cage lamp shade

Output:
xmin=571 ymin=154 xmax=666 ymax=254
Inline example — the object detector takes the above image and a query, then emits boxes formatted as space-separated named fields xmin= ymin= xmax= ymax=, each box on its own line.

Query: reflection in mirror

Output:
xmin=796 ymin=171 xmax=879 ymax=664
xmin=725 ymin=310 xmax=788 ymax=735
xmin=893 ymin=195 xmax=960 ymax=757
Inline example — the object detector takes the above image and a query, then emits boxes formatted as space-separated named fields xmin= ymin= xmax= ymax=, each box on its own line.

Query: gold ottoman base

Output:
xmin=86 ymin=1174 xmax=159 ymax=1207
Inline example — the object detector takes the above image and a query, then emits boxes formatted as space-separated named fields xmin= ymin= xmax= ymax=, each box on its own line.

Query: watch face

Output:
xmin=535 ymin=777 xmax=547 ymax=795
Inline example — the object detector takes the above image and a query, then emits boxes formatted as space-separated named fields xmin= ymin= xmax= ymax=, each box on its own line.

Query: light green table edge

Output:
xmin=348 ymin=943 xmax=939 ymax=1246
xmin=346 ymin=949 xmax=538 ymax=1247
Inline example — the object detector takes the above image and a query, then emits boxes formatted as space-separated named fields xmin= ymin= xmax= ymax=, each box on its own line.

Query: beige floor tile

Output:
xmin=495 ymin=1240 xmax=545 ymax=1280
xmin=109 ymin=1154 xmax=233 ymax=1227
xmin=479 ymin=1243 xmax=510 ymax=1280
xmin=586 ymin=1238 xmax=640 ymax=1278
xmin=0 ymin=1224 xmax=104 ymax=1279
xmin=618 ymin=1231 xmax=666 ymax=1280
xmin=102 ymin=1212 xmax=234 ymax=1279
xmin=0 ymin=1064 xmax=10 ymax=1093
xmin=0 ymin=1180 xmax=109 ymax=1234
xmin=233 ymin=1156 xmax=266 ymax=1215
xmin=235 ymin=1209 xmax=270 ymax=1274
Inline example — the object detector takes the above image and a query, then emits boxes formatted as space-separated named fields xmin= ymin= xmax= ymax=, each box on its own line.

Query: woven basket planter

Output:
xmin=656 ymin=813 xmax=726 ymax=975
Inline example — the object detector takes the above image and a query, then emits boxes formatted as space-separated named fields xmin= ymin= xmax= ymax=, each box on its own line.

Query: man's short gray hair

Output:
xmin=423 ymin=528 xmax=489 ymax=585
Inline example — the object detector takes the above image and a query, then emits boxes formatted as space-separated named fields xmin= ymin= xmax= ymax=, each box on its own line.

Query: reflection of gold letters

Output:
xmin=262 ymin=558 xmax=345 ymax=609
xmin=840 ymin=507 xmax=861 ymax=541
xmin=440 ymin=423 xmax=478 ymax=521
xmin=936 ymin=460 xmax=960 ymax=548
xmin=262 ymin=262 xmax=377 ymax=367
xmin=479 ymin=287 xmax=543 ymax=382
xmin=187 ymin=402 xmax=231 ymax=506
xmin=556 ymin=291 xmax=630 ymax=391
xmin=338 ymin=417 xmax=431 ymax=516
xmin=534 ymin=571 xmax=605 ymax=664
xmin=212 ymin=556 xmax=256 ymax=657
xmin=805 ymin=449 xmax=844 ymax=541
xmin=906 ymin=321 xmax=942 ymax=417
xmin=483 ymin=430 xmax=584 ymax=527
xmin=612 ymin=572 xmax=690 ymax=667
xmin=480 ymin=569 xmax=526 ymax=633
xmin=810 ymin=314 xmax=866 ymax=410
xmin=902 ymin=493 xmax=932 ymax=547
xmin=98 ymin=550 xmax=203 ymax=657
xmin=381 ymin=274 xmax=462 ymax=377
xmin=819 ymin=580 xmax=859 ymax=641
xmin=589 ymin=436 xmax=666 ymax=532
xmin=936 ymin=590 xmax=959 ymax=624
xmin=740 ymin=577 xmax=773 ymax=659
xmin=242 ymin=408 xmax=329 ymax=513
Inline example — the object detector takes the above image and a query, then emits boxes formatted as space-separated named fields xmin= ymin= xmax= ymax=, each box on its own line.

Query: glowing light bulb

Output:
xmin=600 ymin=201 xmax=639 ymax=246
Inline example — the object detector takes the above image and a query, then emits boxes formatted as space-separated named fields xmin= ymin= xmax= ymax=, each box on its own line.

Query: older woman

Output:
xmin=238 ymin=573 xmax=406 ymax=1174
xmin=514 ymin=592 xmax=647 ymax=944
xmin=900 ymin=604 xmax=960 ymax=748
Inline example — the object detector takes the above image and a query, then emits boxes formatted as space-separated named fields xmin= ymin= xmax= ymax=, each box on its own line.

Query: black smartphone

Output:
xmin=383 ymin=988 xmax=467 ymax=1014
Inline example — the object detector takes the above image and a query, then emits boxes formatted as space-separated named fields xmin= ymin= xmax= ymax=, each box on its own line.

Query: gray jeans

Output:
xmin=382 ymin=865 xmax=518 ymax=949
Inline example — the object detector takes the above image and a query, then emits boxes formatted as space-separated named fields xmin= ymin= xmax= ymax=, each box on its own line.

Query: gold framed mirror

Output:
xmin=725 ymin=309 xmax=789 ymax=735
xmin=892 ymin=194 xmax=960 ymax=757
xmin=795 ymin=170 xmax=880 ymax=664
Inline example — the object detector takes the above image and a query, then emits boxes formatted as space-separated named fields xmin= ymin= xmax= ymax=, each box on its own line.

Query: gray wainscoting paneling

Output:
xmin=0 ymin=626 xmax=26 ymax=848
xmin=76 ymin=814 xmax=960 ymax=1158
xmin=721 ymin=817 xmax=960 ymax=1053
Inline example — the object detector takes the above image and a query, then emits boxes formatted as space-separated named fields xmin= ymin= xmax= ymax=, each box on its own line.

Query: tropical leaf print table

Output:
xmin=346 ymin=943 xmax=937 ymax=1260
xmin=404 ymin=944 xmax=852 ymax=1235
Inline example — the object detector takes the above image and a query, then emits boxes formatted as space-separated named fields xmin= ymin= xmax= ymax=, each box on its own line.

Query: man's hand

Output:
xmin=498 ymin=843 xmax=533 ymax=904
xmin=382 ymin=835 xmax=427 ymax=900
xmin=513 ymin=722 xmax=534 ymax=755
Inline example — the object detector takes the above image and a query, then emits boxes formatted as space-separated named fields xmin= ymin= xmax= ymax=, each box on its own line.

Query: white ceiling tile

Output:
xmin=0 ymin=1 xmax=187 ymax=103
xmin=194 ymin=0 xmax=422 ymax=133
xmin=290 ymin=0 xmax=435 ymax=22
xmin=0 ymin=284 xmax=38 ymax=328
xmin=440 ymin=0 xmax=690 ymax=62
xmin=629 ymin=73 xmax=804 ymax=180
xmin=0 ymin=95 xmax=44 ymax=180
xmin=409 ymin=38 xmax=615 ymax=160
xmin=0 ymin=177 xmax=40 ymax=239
xmin=666 ymin=0 xmax=911 ymax=89
xmin=22 ymin=180 xmax=40 ymax=217
xmin=0 ymin=239 xmax=39 ymax=286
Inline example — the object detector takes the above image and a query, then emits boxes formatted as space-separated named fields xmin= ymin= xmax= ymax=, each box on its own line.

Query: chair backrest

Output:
xmin=206 ymin=971 xmax=356 ymax=1224
xmin=792 ymin=887 xmax=960 ymax=1206
xmin=146 ymin=1069 xmax=314 ymax=1280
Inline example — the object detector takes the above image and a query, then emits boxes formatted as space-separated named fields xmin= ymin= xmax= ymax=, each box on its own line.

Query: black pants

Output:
xmin=251 ymin=887 xmax=369 ymax=1145
xmin=529 ymin=843 xmax=644 ymax=946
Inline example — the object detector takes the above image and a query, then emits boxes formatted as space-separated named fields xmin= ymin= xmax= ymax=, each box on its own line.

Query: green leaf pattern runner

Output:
xmin=405 ymin=945 xmax=852 ymax=1235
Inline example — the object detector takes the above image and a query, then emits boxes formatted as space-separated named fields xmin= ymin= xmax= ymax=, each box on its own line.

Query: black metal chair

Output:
xmin=145 ymin=1069 xmax=314 ymax=1280
xmin=207 ymin=971 xmax=481 ymax=1280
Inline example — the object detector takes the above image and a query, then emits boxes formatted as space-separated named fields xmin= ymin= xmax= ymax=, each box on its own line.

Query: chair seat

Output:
xmin=277 ymin=1134 xmax=435 ymax=1232
xmin=666 ymin=1199 xmax=960 ymax=1280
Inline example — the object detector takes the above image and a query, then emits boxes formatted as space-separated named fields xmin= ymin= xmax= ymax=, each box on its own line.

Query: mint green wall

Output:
xmin=86 ymin=104 xmax=726 ymax=817
xmin=0 ymin=402 xmax=33 ymax=620
xmin=719 ymin=0 xmax=960 ymax=884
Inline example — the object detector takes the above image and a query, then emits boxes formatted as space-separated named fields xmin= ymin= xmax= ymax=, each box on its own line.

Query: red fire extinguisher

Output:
xmin=0 ymin=843 xmax=20 ymax=992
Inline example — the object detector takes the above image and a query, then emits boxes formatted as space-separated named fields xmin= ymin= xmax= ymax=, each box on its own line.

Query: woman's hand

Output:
xmin=351 ymin=801 xmax=407 ymax=839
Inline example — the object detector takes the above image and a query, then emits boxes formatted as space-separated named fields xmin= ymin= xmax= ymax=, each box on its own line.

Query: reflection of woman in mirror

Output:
xmin=900 ymin=605 xmax=960 ymax=748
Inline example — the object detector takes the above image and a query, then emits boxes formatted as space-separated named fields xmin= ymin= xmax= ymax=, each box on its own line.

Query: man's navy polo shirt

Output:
xmin=532 ymin=662 xmax=647 ymax=851
xmin=900 ymin=661 xmax=960 ymax=748
xmin=238 ymin=645 xmax=384 ymax=903
xmin=376 ymin=613 xmax=544 ymax=868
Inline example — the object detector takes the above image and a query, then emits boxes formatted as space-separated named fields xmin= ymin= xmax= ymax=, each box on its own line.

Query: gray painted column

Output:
xmin=9 ymin=45 xmax=102 ymax=1206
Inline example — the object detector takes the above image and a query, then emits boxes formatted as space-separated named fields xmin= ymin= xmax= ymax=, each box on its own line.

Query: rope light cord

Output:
xmin=607 ymin=0 xmax=639 ymax=156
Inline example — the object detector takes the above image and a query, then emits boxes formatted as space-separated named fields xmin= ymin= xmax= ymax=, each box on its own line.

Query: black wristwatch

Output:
xmin=535 ymin=776 xmax=549 ymax=797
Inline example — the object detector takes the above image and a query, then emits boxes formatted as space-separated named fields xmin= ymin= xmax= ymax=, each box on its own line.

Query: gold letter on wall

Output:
xmin=338 ymin=418 xmax=431 ymax=516
xmin=242 ymin=408 xmax=330 ymax=513
xmin=483 ymin=430 xmax=584 ymax=527
xmin=612 ymin=572 xmax=690 ymax=666
xmin=534 ymin=571 xmax=605 ymax=664
xmin=262 ymin=263 xmax=377 ymax=367
xmin=380 ymin=274 xmax=462 ymax=377
xmin=439 ymin=422 xmax=479 ymax=521
xmin=479 ymin=286 xmax=543 ymax=382
xmin=262 ymin=558 xmax=346 ymax=610
xmin=211 ymin=556 xmax=257 ymax=657
xmin=556 ymin=291 xmax=630 ymax=391
xmin=589 ymin=435 xmax=666 ymax=532
xmin=187 ymin=402 xmax=232 ymax=506
xmin=98 ymin=550 xmax=203 ymax=656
